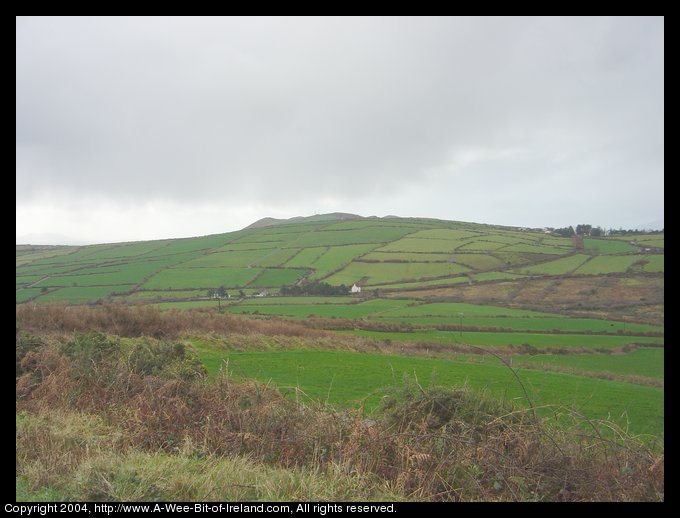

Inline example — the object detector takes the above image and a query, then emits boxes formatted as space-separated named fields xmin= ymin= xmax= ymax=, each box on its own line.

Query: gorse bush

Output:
xmin=60 ymin=331 xmax=121 ymax=368
xmin=125 ymin=339 xmax=206 ymax=381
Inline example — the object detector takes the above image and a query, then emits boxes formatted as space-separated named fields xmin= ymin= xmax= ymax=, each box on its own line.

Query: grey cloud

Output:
xmin=17 ymin=16 xmax=663 ymax=235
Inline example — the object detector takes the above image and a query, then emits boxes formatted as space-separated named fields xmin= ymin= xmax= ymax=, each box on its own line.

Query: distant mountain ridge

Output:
xmin=245 ymin=212 xmax=367 ymax=229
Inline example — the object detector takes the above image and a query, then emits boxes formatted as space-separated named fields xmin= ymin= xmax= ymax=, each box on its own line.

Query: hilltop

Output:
xmin=245 ymin=212 xmax=365 ymax=229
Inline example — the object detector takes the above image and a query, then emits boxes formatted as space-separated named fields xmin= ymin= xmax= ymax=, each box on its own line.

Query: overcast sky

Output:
xmin=17 ymin=16 xmax=664 ymax=245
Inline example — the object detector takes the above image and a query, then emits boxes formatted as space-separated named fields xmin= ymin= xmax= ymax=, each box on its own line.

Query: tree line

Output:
xmin=549 ymin=224 xmax=663 ymax=238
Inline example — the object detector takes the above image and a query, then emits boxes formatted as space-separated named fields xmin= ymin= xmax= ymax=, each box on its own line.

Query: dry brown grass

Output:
xmin=16 ymin=302 xmax=322 ymax=339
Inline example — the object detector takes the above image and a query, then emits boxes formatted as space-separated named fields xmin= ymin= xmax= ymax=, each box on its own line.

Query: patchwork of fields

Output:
xmin=16 ymin=217 xmax=664 ymax=438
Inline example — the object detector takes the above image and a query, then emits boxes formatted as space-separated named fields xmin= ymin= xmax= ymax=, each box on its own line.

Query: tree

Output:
xmin=575 ymin=224 xmax=592 ymax=236
xmin=209 ymin=286 xmax=229 ymax=309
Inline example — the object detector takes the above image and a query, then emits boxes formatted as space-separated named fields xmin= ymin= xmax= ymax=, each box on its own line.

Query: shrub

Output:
xmin=60 ymin=331 xmax=121 ymax=370
xmin=125 ymin=340 xmax=207 ymax=381
xmin=16 ymin=330 xmax=44 ymax=377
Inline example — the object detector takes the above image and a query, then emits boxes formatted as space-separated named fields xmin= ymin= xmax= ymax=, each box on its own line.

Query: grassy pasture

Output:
xmin=119 ymin=289 xmax=209 ymax=300
xmin=248 ymin=269 xmax=306 ymax=288
xmin=197 ymin=347 xmax=663 ymax=436
xmin=15 ymin=246 xmax=76 ymax=266
xmin=31 ymin=258 xmax=179 ymax=286
xmin=574 ymin=255 xmax=647 ymax=275
xmin=225 ymin=298 xmax=412 ymax=319
xmin=498 ymin=243 xmax=572 ymax=255
xmin=213 ymin=242 xmax=280 ymax=252
xmin=583 ymin=238 xmax=638 ymax=254
xmin=73 ymin=240 xmax=174 ymax=260
xmin=16 ymin=288 xmax=46 ymax=303
xmin=238 ymin=296 xmax=357 ymax=305
xmin=373 ymin=315 xmax=662 ymax=334
xmin=369 ymin=276 xmax=471 ymax=291
xmin=23 ymin=244 xmax=120 ymax=265
xmin=349 ymin=329 xmax=664 ymax=351
xmin=17 ymin=263 xmax=101 ymax=277
xmin=142 ymin=267 xmax=263 ymax=290
xmin=284 ymin=247 xmax=328 ymax=268
xmin=448 ymin=253 xmax=507 ymax=270
xmin=309 ymin=244 xmax=379 ymax=279
xmin=350 ymin=271 xmax=526 ymax=291
xmin=325 ymin=262 xmax=470 ymax=286
xmin=455 ymin=240 xmax=509 ymax=251
xmin=136 ymin=233 xmax=235 ymax=257
xmin=286 ymin=226 xmax=413 ymax=247
xmin=361 ymin=251 xmax=452 ymax=262
xmin=34 ymin=285 xmax=136 ymax=303
xmin=641 ymin=255 xmax=664 ymax=273
xmin=514 ymin=347 xmax=664 ymax=380
xmin=512 ymin=254 xmax=591 ymax=275
xmin=376 ymin=238 xmax=461 ymax=253
xmin=381 ymin=301 xmax=560 ymax=318
xmin=406 ymin=228 xmax=482 ymax=239
xmin=638 ymin=237 xmax=664 ymax=248
xmin=251 ymin=248 xmax=301 ymax=267
xmin=178 ymin=250 xmax=268 ymax=268
xmin=16 ymin=275 xmax=44 ymax=287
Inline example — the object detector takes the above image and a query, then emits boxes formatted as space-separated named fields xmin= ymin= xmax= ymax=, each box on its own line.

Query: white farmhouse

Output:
xmin=351 ymin=284 xmax=361 ymax=293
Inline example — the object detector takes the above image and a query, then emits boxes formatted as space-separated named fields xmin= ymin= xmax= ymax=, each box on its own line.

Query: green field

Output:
xmin=325 ymin=262 xmax=470 ymax=286
xmin=456 ymin=240 xmax=509 ymax=251
xmin=248 ymin=268 xmax=306 ymax=288
xmin=179 ymin=250 xmax=268 ymax=268
xmin=374 ymin=315 xmax=662 ymax=334
xmin=574 ymin=255 xmax=646 ymax=274
xmin=142 ymin=267 xmax=263 ymax=290
xmin=381 ymin=301 xmax=560 ymax=317
xmin=194 ymin=347 xmax=663 ymax=436
xmin=641 ymin=255 xmax=664 ymax=273
xmin=225 ymin=298 xmax=412 ymax=319
xmin=349 ymin=329 xmax=663 ymax=351
xmin=284 ymin=247 xmax=328 ymax=268
xmin=513 ymin=254 xmax=591 ymax=275
xmin=515 ymin=347 xmax=664 ymax=379
xmin=584 ymin=238 xmax=638 ymax=254
xmin=309 ymin=244 xmax=379 ymax=279
xmin=377 ymin=237 xmax=462 ymax=253
xmin=33 ymin=285 xmax=136 ymax=303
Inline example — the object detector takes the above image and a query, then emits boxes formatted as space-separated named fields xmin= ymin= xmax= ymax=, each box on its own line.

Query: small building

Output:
xmin=351 ymin=284 xmax=362 ymax=294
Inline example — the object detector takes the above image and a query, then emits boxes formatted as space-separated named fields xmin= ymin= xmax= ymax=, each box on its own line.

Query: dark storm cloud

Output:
xmin=16 ymin=16 xmax=663 ymax=240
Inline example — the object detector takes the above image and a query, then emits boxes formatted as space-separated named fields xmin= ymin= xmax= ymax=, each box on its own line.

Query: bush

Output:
xmin=60 ymin=331 xmax=121 ymax=371
xmin=16 ymin=330 xmax=44 ymax=377
xmin=125 ymin=340 xmax=207 ymax=381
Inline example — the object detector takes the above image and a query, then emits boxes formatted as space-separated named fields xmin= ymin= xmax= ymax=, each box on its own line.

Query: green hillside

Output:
xmin=16 ymin=215 xmax=664 ymax=438
xmin=15 ymin=216 xmax=664 ymax=305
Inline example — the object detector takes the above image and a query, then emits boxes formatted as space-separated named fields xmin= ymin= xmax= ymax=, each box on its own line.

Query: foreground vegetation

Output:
xmin=17 ymin=305 xmax=663 ymax=501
